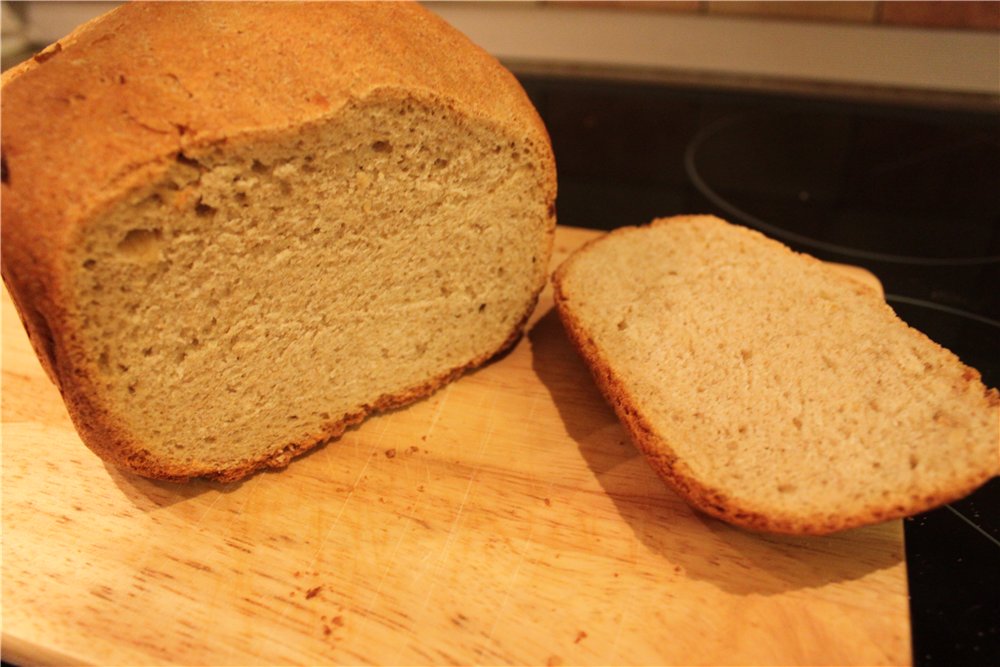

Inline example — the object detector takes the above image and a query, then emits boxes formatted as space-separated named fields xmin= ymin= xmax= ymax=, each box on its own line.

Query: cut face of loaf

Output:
xmin=1 ymin=3 xmax=556 ymax=481
xmin=553 ymin=215 xmax=999 ymax=535
xmin=68 ymin=97 xmax=550 ymax=480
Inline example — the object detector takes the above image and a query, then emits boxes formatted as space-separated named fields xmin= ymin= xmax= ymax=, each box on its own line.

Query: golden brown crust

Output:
xmin=553 ymin=215 xmax=998 ymax=535
xmin=2 ymin=2 xmax=557 ymax=482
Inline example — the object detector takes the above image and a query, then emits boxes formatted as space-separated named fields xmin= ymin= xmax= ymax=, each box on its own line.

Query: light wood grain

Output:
xmin=1 ymin=226 xmax=907 ymax=666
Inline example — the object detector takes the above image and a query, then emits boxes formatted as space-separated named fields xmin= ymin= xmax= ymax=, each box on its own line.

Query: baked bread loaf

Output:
xmin=553 ymin=215 xmax=998 ymax=534
xmin=1 ymin=3 xmax=556 ymax=481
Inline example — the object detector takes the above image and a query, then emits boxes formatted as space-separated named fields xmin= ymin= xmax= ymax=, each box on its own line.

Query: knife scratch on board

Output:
xmin=356 ymin=516 xmax=415 ymax=645
xmin=192 ymin=489 xmax=227 ymax=528
xmin=423 ymin=383 xmax=454 ymax=442
xmin=409 ymin=393 xmax=499 ymax=625
xmin=479 ymin=517 xmax=538 ymax=659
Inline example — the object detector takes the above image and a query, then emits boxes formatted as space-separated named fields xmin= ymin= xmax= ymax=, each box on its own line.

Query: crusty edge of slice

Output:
xmin=552 ymin=215 xmax=999 ymax=535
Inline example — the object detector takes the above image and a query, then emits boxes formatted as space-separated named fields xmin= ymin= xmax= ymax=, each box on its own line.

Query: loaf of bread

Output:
xmin=1 ymin=3 xmax=556 ymax=481
xmin=553 ymin=215 xmax=998 ymax=534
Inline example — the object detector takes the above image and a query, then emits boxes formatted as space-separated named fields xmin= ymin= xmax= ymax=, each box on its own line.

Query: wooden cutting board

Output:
xmin=1 ymin=225 xmax=910 ymax=666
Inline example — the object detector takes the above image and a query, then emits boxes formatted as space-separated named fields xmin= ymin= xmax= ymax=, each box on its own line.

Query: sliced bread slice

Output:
xmin=553 ymin=215 xmax=998 ymax=534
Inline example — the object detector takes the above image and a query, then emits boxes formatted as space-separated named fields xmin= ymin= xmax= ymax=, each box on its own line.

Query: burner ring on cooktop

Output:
xmin=685 ymin=113 xmax=1000 ymax=267
xmin=883 ymin=294 xmax=999 ymax=387
xmin=887 ymin=295 xmax=1000 ymax=330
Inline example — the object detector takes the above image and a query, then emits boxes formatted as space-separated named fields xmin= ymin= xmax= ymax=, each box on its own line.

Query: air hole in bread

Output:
xmin=195 ymin=201 xmax=216 ymax=217
xmin=176 ymin=152 xmax=203 ymax=169
xmin=371 ymin=140 xmax=392 ymax=153
xmin=777 ymin=483 xmax=796 ymax=494
xmin=117 ymin=228 xmax=164 ymax=262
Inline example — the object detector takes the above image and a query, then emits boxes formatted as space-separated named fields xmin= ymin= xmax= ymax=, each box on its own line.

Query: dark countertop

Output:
xmin=517 ymin=71 xmax=1000 ymax=667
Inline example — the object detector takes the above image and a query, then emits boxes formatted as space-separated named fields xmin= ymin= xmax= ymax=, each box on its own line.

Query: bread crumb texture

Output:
xmin=1 ymin=3 xmax=556 ymax=481
xmin=553 ymin=215 xmax=999 ymax=534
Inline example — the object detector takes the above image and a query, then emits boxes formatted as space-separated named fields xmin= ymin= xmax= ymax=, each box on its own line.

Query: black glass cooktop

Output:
xmin=517 ymin=72 xmax=999 ymax=667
